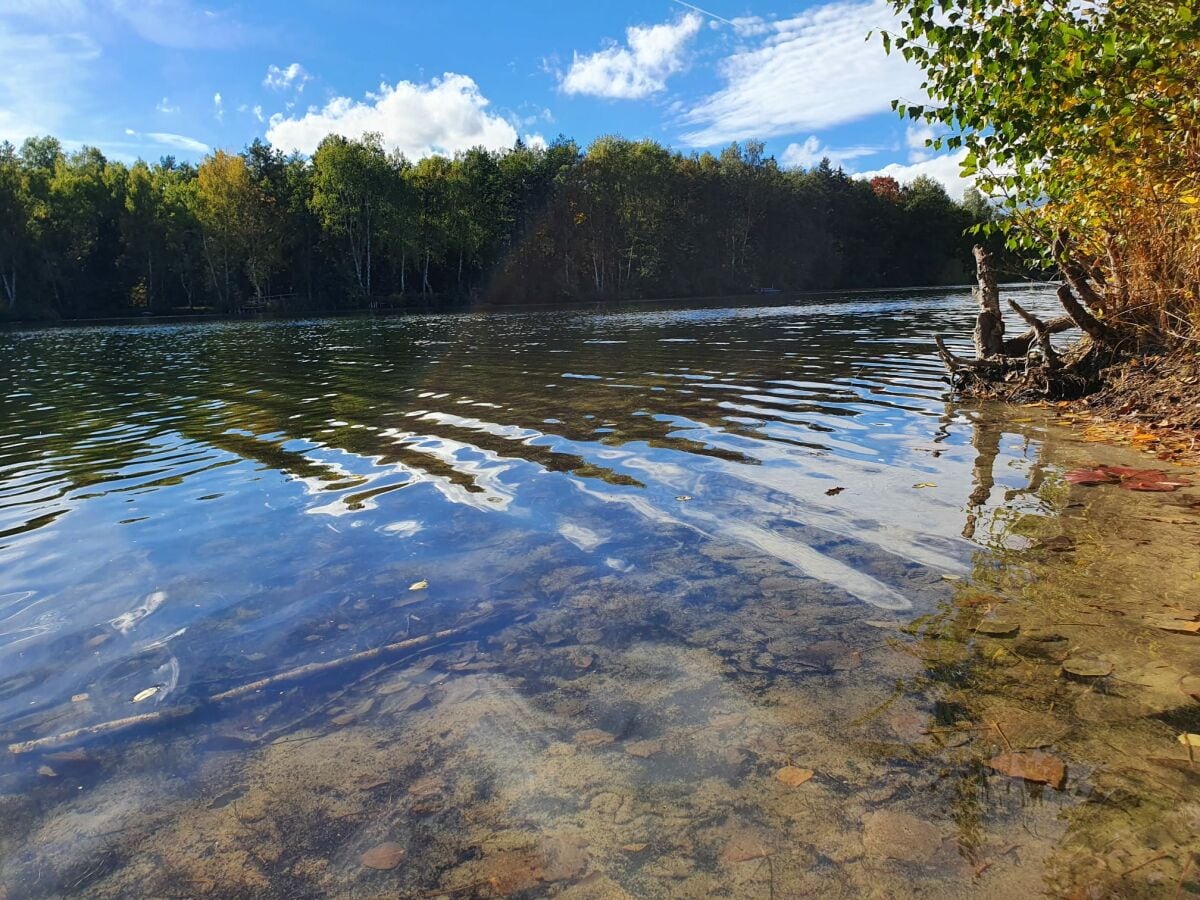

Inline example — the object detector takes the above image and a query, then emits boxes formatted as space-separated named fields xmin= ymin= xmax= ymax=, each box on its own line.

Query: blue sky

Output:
xmin=0 ymin=0 xmax=969 ymax=194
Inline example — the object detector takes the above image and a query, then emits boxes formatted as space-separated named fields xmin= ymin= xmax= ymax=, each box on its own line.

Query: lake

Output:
xmin=1 ymin=291 xmax=1198 ymax=897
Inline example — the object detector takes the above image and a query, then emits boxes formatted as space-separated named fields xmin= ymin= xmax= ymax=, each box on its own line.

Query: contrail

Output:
xmin=671 ymin=0 xmax=736 ymax=26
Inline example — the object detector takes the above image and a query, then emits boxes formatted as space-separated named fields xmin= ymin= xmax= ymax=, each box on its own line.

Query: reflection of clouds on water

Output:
xmin=558 ymin=523 xmax=605 ymax=552
xmin=381 ymin=520 xmax=423 ymax=538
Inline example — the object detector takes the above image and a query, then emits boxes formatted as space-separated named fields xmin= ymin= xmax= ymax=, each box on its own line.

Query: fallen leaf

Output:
xmin=361 ymin=841 xmax=406 ymax=870
xmin=975 ymin=621 xmax=1020 ymax=638
xmin=540 ymin=834 xmax=589 ymax=882
xmin=721 ymin=832 xmax=773 ymax=863
xmin=70 ymin=693 xmax=89 ymax=703
xmin=675 ymin=495 xmax=692 ymax=502
xmin=774 ymin=765 xmax=814 ymax=787
xmin=574 ymin=728 xmax=615 ymax=747
xmin=913 ymin=482 xmax=937 ymax=489
xmin=624 ymin=739 xmax=664 ymax=758
xmin=825 ymin=486 xmax=845 ymax=496
xmin=408 ymin=580 xmax=428 ymax=592
xmin=987 ymin=751 xmax=1067 ymax=790
xmin=1148 ymin=616 xmax=1200 ymax=635
xmin=132 ymin=686 xmax=159 ymax=703
xmin=1062 ymin=658 xmax=1114 ymax=679
xmin=1065 ymin=467 xmax=1120 ymax=486
xmin=37 ymin=765 xmax=57 ymax=778
xmin=1178 ymin=733 xmax=1200 ymax=748
xmin=621 ymin=843 xmax=649 ymax=854
xmin=862 ymin=811 xmax=951 ymax=864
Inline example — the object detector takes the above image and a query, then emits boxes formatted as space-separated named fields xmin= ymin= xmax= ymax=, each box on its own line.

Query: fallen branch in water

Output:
xmin=8 ymin=620 xmax=483 ymax=755
xmin=7 ymin=706 xmax=197 ymax=755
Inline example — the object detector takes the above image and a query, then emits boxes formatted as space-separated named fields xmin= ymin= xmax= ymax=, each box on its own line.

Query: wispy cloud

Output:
xmin=561 ymin=12 xmax=703 ymax=100
xmin=0 ymin=20 xmax=99 ymax=144
xmin=680 ymin=0 xmax=923 ymax=145
xmin=155 ymin=97 xmax=179 ymax=114
xmin=213 ymin=92 xmax=224 ymax=122
xmin=109 ymin=0 xmax=250 ymax=49
xmin=264 ymin=62 xmax=309 ymax=92
xmin=124 ymin=128 xmax=209 ymax=154
xmin=266 ymin=73 xmax=540 ymax=158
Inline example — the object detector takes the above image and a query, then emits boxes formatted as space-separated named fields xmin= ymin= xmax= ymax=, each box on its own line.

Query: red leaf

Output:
xmin=987 ymin=751 xmax=1067 ymax=790
xmin=1065 ymin=467 xmax=1120 ymax=485
xmin=1121 ymin=478 xmax=1184 ymax=492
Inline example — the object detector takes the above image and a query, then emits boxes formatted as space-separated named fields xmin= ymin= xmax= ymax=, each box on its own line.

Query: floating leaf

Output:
xmin=825 ymin=486 xmax=845 ymax=496
xmin=913 ymin=482 xmax=937 ymax=489
xmin=132 ymin=686 xmax=159 ymax=703
xmin=70 ymin=693 xmax=89 ymax=703
xmin=361 ymin=842 xmax=406 ymax=870
xmin=408 ymin=580 xmax=428 ymax=592
xmin=987 ymin=751 xmax=1067 ymax=790
xmin=774 ymin=765 xmax=814 ymax=787
xmin=675 ymin=495 xmax=692 ymax=502
xmin=37 ymin=765 xmax=57 ymax=778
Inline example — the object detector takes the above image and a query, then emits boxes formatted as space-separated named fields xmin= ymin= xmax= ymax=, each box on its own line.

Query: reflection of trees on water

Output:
xmin=913 ymin=407 xmax=1200 ymax=897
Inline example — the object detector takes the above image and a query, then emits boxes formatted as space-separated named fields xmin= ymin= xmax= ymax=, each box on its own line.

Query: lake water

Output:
xmin=1 ymin=292 xmax=1198 ymax=898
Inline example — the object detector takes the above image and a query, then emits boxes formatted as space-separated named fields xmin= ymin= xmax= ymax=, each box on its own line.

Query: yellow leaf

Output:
xmin=775 ymin=766 xmax=814 ymax=787
xmin=408 ymin=580 xmax=428 ymax=592
xmin=132 ymin=687 xmax=159 ymax=703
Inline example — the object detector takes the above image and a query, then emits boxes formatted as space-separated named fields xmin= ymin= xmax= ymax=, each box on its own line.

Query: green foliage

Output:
xmin=0 ymin=133 xmax=1004 ymax=317
xmin=883 ymin=0 xmax=1200 ymax=336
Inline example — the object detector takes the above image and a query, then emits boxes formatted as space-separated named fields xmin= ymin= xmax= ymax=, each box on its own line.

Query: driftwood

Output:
xmin=929 ymin=243 xmax=1131 ymax=399
xmin=8 ymin=621 xmax=482 ymax=755
xmin=972 ymin=245 xmax=1006 ymax=358
xmin=1008 ymin=297 xmax=1061 ymax=369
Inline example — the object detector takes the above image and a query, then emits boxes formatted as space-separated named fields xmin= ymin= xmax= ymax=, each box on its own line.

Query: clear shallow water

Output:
xmin=1 ymin=291 xmax=1198 ymax=897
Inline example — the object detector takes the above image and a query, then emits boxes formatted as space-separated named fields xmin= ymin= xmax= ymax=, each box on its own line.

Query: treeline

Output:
xmin=0 ymin=134 xmax=998 ymax=319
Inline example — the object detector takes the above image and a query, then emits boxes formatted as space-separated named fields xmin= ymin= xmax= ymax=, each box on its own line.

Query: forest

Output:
xmin=0 ymin=133 xmax=997 ymax=319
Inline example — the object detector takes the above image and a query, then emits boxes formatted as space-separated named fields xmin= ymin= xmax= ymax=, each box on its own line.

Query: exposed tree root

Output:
xmin=935 ymin=245 xmax=1137 ymax=403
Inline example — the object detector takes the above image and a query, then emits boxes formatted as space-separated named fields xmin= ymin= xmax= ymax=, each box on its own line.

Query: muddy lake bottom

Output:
xmin=0 ymin=290 xmax=1198 ymax=897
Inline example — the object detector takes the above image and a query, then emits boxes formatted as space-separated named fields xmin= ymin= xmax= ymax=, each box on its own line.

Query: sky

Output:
xmin=0 ymin=0 xmax=971 ymax=196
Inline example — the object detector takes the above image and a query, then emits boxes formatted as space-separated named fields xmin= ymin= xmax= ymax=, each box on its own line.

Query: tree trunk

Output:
xmin=1 ymin=267 xmax=15 ymax=310
xmin=971 ymin=245 xmax=1005 ymax=359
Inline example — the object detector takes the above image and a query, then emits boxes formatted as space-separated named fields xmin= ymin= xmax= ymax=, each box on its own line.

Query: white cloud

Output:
xmin=561 ymin=12 xmax=703 ymax=100
xmin=213 ymin=91 xmax=223 ymax=121
xmin=780 ymin=135 xmax=884 ymax=170
xmin=680 ymin=0 xmax=924 ymax=146
xmin=155 ymin=96 xmax=178 ymax=114
xmin=858 ymin=150 xmax=973 ymax=199
xmin=265 ymin=73 xmax=525 ymax=158
xmin=264 ymin=62 xmax=310 ymax=92
xmin=905 ymin=123 xmax=941 ymax=162
xmin=252 ymin=104 xmax=264 ymax=123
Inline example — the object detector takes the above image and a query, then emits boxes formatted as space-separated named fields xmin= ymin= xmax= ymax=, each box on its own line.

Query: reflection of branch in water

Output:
xmin=962 ymin=413 xmax=1001 ymax=541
